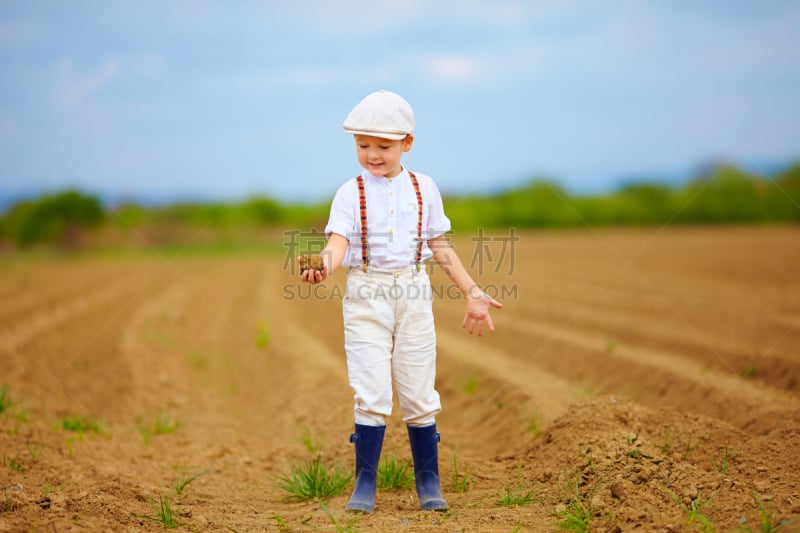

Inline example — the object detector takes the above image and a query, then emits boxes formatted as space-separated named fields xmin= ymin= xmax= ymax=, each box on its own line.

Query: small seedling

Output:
xmin=555 ymin=480 xmax=592 ymax=533
xmin=42 ymin=480 xmax=62 ymax=498
xmin=668 ymin=489 xmax=715 ymax=532
xmin=377 ymin=455 xmax=414 ymax=491
xmin=320 ymin=502 xmax=359 ymax=533
xmin=682 ymin=436 xmax=704 ymax=461
xmin=0 ymin=386 xmax=12 ymax=414
xmin=0 ymin=388 xmax=27 ymax=436
xmin=137 ymin=411 xmax=183 ymax=444
xmin=60 ymin=415 xmax=106 ymax=436
xmin=145 ymin=327 xmax=168 ymax=344
xmin=271 ymin=514 xmax=293 ymax=532
xmin=186 ymin=350 xmax=209 ymax=370
xmin=26 ymin=441 xmax=43 ymax=460
xmin=626 ymin=433 xmax=643 ymax=459
xmin=142 ymin=495 xmax=180 ymax=528
xmin=15 ymin=407 xmax=30 ymax=423
xmin=660 ymin=430 xmax=674 ymax=454
xmin=175 ymin=467 xmax=213 ymax=495
xmin=301 ymin=427 xmax=321 ymax=454
xmin=574 ymin=382 xmax=597 ymax=401
xmin=3 ymin=453 xmax=23 ymax=472
xmin=605 ymin=341 xmax=616 ymax=353
xmin=527 ymin=414 xmax=543 ymax=436
xmin=65 ymin=435 xmax=78 ymax=456
xmin=713 ymin=447 xmax=731 ymax=474
xmin=497 ymin=486 xmax=538 ymax=507
xmin=451 ymin=455 xmax=468 ymax=493
xmin=740 ymin=365 xmax=757 ymax=379
xmin=255 ymin=323 xmax=271 ymax=349
xmin=458 ymin=374 xmax=479 ymax=395
xmin=434 ymin=511 xmax=453 ymax=525
xmin=275 ymin=454 xmax=352 ymax=502
xmin=738 ymin=493 xmax=794 ymax=532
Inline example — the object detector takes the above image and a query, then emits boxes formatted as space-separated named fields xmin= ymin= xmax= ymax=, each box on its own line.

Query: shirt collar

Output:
xmin=362 ymin=167 xmax=408 ymax=184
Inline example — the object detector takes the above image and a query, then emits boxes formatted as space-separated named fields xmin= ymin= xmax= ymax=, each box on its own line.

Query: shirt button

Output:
xmin=389 ymin=209 xmax=395 ymax=215
xmin=388 ymin=191 xmax=394 ymax=197
xmin=388 ymin=229 xmax=394 ymax=235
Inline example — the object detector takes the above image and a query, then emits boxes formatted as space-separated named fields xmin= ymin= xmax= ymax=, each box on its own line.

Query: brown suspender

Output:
xmin=356 ymin=175 xmax=369 ymax=272
xmin=409 ymin=172 xmax=424 ymax=271
xmin=356 ymin=172 xmax=424 ymax=273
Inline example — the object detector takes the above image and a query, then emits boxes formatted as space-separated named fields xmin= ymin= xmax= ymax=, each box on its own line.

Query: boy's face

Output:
xmin=354 ymin=134 xmax=413 ymax=178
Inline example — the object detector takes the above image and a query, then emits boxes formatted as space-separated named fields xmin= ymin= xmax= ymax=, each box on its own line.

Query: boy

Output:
xmin=299 ymin=90 xmax=502 ymax=513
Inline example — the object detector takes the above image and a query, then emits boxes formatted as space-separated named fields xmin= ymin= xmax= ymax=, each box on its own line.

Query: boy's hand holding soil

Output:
xmin=297 ymin=254 xmax=327 ymax=284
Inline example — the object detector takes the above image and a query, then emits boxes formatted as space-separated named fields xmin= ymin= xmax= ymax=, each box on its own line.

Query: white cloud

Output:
xmin=51 ymin=54 xmax=166 ymax=108
xmin=423 ymin=54 xmax=487 ymax=85
xmin=212 ymin=63 xmax=398 ymax=93
xmin=53 ymin=59 xmax=120 ymax=108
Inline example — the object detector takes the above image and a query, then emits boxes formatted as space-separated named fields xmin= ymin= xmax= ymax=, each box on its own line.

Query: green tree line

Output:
xmin=2 ymin=163 xmax=798 ymax=250
xmin=445 ymin=163 xmax=800 ymax=229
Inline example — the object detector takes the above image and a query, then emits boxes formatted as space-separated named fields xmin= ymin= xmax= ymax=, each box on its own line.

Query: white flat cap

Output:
xmin=342 ymin=90 xmax=415 ymax=140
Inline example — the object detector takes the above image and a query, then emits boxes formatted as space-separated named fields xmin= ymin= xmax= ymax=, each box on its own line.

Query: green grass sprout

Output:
xmin=60 ymin=415 xmax=106 ymax=436
xmin=300 ymin=427 xmax=321 ymax=455
xmin=255 ymin=323 xmax=271 ymax=349
xmin=142 ymin=496 xmax=180 ymax=528
xmin=137 ymin=411 xmax=183 ymax=444
xmin=497 ymin=486 xmax=538 ymax=507
xmin=713 ymin=447 xmax=731 ymax=474
xmin=555 ymin=479 xmax=592 ymax=533
xmin=175 ymin=467 xmax=214 ymax=495
xmin=275 ymin=454 xmax=352 ymax=502
xmin=739 ymin=492 xmax=794 ymax=532
xmin=320 ymin=502 xmax=359 ymax=532
xmin=271 ymin=514 xmax=293 ymax=532
xmin=668 ymin=489 xmax=716 ymax=532
xmin=377 ymin=455 xmax=414 ymax=491
xmin=451 ymin=454 xmax=469 ymax=493
xmin=458 ymin=374 xmax=479 ymax=394
xmin=0 ymin=386 xmax=12 ymax=414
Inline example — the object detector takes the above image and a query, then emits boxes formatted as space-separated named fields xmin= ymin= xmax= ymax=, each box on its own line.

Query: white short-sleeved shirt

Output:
xmin=325 ymin=168 xmax=451 ymax=269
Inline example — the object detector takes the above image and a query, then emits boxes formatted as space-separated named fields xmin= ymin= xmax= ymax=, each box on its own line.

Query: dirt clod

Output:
xmin=610 ymin=479 xmax=627 ymax=501
xmin=298 ymin=254 xmax=324 ymax=272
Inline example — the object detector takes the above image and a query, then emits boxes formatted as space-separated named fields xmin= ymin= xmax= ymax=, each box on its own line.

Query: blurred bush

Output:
xmin=445 ymin=163 xmax=800 ymax=231
xmin=2 ymin=190 xmax=105 ymax=249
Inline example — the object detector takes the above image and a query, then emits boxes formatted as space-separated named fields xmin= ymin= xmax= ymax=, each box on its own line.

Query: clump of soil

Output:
xmin=520 ymin=397 xmax=800 ymax=532
xmin=298 ymin=254 xmax=324 ymax=273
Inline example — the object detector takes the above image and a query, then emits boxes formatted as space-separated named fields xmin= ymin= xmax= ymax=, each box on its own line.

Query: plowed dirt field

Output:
xmin=1 ymin=226 xmax=799 ymax=532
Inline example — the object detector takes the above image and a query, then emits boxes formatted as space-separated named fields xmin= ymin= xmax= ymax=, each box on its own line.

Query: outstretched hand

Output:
xmin=462 ymin=290 xmax=503 ymax=336
xmin=298 ymin=256 xmax=328 ymax=284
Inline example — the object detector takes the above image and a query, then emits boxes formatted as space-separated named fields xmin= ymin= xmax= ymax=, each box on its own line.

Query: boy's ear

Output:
xmin=402 ymin=134 xmax=414 ymax=152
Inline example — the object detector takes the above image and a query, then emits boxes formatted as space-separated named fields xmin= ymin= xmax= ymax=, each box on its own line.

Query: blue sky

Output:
xmin=1 ymin=1 xmax=799 ymax=204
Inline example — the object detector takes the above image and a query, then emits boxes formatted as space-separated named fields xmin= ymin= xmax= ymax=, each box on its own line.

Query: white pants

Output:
xmin=343 ymin=265 xmax=441 ymax=427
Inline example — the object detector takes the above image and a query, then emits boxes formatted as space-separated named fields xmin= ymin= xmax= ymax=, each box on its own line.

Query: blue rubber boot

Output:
xmin=345 ymin=424 xmax=386 ymax=513
xmin=407 ymin=424 xmax=449 ymax=511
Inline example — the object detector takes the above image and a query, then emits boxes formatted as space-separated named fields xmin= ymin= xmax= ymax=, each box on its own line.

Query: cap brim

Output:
xmin=343 ymin=128 xmax=409 ymax=141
